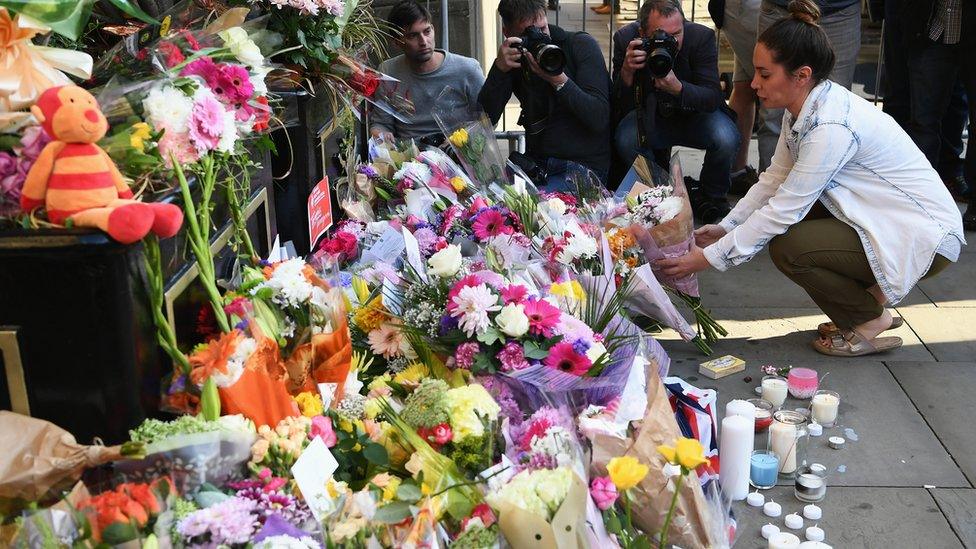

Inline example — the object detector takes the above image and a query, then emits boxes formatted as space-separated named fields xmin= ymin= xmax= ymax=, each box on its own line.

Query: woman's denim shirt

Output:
xmin=704 ymin=81 xmax=966 ymax=304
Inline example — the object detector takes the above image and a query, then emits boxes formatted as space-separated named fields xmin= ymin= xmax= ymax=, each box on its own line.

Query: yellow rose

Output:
xmin=294 ymin=391 xmax=324 ymax=417
xmin=658 ymin=437 xmax=709 ymax=470
xmin=129 ymin=122 xmax=151 ymax=152
xmin=448 ymin=128 xmax=469 ymax=148
xmin=450 ymin=176 xmax=467 ymax=193
xmin=607 ymin=456 xmax=649 ymax=491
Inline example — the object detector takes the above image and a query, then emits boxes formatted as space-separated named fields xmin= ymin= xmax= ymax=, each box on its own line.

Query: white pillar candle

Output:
xmin=802 ymin=504 xmax=822 ymax=520
xmin=720 ymin=414 xmax=754 ymax=500
xmin=762 ymin=377 xmax=789 ymax=407
xmin=784 ymin=513 xmax=804 ymax=530
xmin=747 ymin=491 xmax=765 ymax=507
xmin=762 ymin=524 xmax=781 ymax=540
xmin=768 ymin=532 xmax=801 ymax=549
xmin=806 ymin=526 xmax=825 ymax=542
xmin=764 ymin=500 xmax=782 ymax=517
xmin=811 ymin=392 xmax=840 ymax=426
xmin=727 ymin=399 xmax=757 ymax=423
xmin=770 ymin=418 xmax=799 ymax=474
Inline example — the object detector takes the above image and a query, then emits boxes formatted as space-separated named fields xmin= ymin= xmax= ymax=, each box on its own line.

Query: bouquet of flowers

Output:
xmin=0 ymin=125 xmax=50 ymax=218
xmin=488 ymin=467 xmax=591 ymax=549
xmin=434 ymin=86 xmax=507 ymax=190
xmin=75 ymin=478 xmax=175 ymax=546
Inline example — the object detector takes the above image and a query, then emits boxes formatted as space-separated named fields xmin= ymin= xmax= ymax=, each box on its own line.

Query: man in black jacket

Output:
xmin=479 ymin=0 xmax=611 ymax=190
xmin=612 ymin=0 xmax=738 ymax=222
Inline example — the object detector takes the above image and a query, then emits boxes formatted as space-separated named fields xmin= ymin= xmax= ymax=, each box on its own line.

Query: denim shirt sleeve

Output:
xmin=718 ymin=127 xmax=793 ymax=234
xmin=704 ymin=122 xmax=859 ymax=270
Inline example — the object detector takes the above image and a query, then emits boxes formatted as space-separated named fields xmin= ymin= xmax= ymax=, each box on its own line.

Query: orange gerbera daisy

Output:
xmin=189 ymin=330 xmax=242 ymax=386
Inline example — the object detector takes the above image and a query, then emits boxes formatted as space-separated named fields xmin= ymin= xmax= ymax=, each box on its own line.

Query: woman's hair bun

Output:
xmin=788 ymin=0 xmax=821 ymax=25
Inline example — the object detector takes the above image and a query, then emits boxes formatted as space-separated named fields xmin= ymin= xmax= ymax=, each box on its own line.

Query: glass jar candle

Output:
xmin=794 ymin=463 xmax=828 ymax=502
xmin=750 ymin=449 xmax=780 ymax=489
xmin=811 ymin=390 xmax=840 ymax=427
xmin=762 ymin=375 xmax=789 ymax=408
xmin=769 ymin=410 xmax=807 ymax=478
xmin=787 ymin=368 xmax=819 ymax=399
xmin=748 ymin=398 xmax=775 ymax=432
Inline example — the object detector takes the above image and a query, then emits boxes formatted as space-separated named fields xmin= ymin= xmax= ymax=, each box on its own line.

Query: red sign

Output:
xmin=308 ymin=177 xmax=333 ymax=249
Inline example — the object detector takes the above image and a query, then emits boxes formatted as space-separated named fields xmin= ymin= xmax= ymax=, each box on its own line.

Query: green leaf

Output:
xmin=395 ymin=483 xmax=422 ymax=502
xmin=605 ymin=510 xmax=623 ymax=534
xmin=523 ymin=340 xmax=549 ymax=360
xmin=104 ymin=0 xmax=159 ymax=25
xmin=373 ymin=501 xmax=412 ymax=524
xmin=199 ymin=377 xmax=220 ymax=421
xmin=100 ymin=521 xmax=138 ymax=544
xmin=476 ymin=326 xmax=503 ymax=346
xmin=362 ymin=442 xmax=389 ymax=466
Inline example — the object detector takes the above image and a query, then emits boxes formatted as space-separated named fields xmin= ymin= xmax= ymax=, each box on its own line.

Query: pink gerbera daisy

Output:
xmin=522 ymin=297 xmax=561 ymax=337
xmin=543 ymin=341 xmax=592 ymax=376
xmin=472 ymin=209 xmax=513 ymax=241
xmin=499 ymin=284 xmax=528 ymax=305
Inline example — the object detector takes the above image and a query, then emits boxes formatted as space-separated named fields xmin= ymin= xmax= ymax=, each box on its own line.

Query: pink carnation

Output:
xmin=496 ymin=341 xmax=529 ymax=372
xmin=158 ymin=126 xmax=199 ymax=167
xmin=590 ymin=476 xmax=619 ymax=510
xmin=454 ymin=342 xmax=479 ymax=370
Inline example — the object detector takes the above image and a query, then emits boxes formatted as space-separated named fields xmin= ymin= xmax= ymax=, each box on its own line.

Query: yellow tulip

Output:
xmin=129 ymin=122 xmax=151 ymax=152
xmin=658 ymin=437 xmax=708 ymax=470
xmin=448 ymin=128 xmax=469 ymax=148
xmin=607 ymin=455 xmax=649 ymax=491
xmin=450 ymin=176 xmax=467 ymax=193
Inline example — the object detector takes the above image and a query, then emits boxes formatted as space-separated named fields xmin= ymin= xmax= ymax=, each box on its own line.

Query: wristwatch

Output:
xmin=554 ymin=80 xmax=567 ymax=92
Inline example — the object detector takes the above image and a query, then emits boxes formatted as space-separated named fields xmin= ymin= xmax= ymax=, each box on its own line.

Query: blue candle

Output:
xmin=751 ymin=451 xmax=779 ymax=489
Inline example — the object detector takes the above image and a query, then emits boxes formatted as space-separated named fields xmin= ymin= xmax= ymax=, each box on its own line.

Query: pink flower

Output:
xmin=440 ymin=204 xmax=463 ymax=236
xmin=224 ymin=297 xmax=251 ymax=318
xmin=519 ymin=416 xmax=553 ymax=451
xmin=522 ymin=298 xmax=561 ymax=337
xmin=321 ymin=231 xmax=358 ymax=260
xmin=543 ymin=341 xmax=592 ymax=376
xmin=454 ymin=342 xmax=480 ymax=370
xmin=257 ymin=468 xmax=272 ymax=480
xmin=499 ymin=284 xmax=528 ymax=305
xmin=467 ymin=197 xmax=490 ymax=217
xmin=496 ymin=341 xmax=529 ymax=371
xmin=472 ymin=209 xmax=513 ymax=241
xmin=446 ymin=275 xmax=484 ymax=314
xmin=264 ymin=477 xmax=287 ymax=492
xmin=188 ymin=95 xmax=226 ymax=153
xmin=158 ymin=126 xmax=199 ymax=167
xmin=214 ymin=64 xmax=254 ymax=103
xmin=428 ymin=423 xmax=453 ymax=445
xmin=310 ymin=416 xmax=337 ymax=447
xmin=461 ymin=503 xmax=496 ymax=531
xmin=590 ymin=476 xmax=619 ymax=510
xmin=180 ymin=57 xmax=219 ymax=86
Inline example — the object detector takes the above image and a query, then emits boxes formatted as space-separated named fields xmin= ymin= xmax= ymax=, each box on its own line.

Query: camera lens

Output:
xmin=648 ymin=49 xmax=673 ymax=78
xmin=535 ymin=45 xmax=566 ymax=75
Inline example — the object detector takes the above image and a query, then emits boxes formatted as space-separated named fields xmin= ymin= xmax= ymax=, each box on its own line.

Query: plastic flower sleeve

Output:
xmin=433 ymin=86 xmax=508 ymax=190
xmin=625 ymin=263 xmax=697 ymax=342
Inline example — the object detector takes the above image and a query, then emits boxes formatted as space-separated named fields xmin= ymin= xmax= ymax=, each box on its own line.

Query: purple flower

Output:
xmin=572 ymin=338 xmax=590 ymax=356
xmin=168 ymin=374 xmax=188 ymax=394
xmin=177 ymin=496 xmax=259 ymax=545
xmin=414 ymin=227 xmax=438 ymax=256
xmin=235 ymin=486 xmax=313 ymax=528
xmin=477 ymin=375 xmax=521 ymax=423
xmin=358 ymin=164 xmax=379 ymax=178
xmin=454 ymin=342 xmax=480 ymax=370
xmin=18 ymin=126 xmax=51 ymax=160
xmin=438 ymin=314 xmax=458 ymax=335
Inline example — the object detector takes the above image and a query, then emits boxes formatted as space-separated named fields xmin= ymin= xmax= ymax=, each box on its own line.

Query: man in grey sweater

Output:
xmin=370 ymin=1 xmax=485 ymax=144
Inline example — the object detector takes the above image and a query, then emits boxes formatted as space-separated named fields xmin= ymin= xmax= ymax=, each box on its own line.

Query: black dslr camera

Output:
xmin=639 ymin=29 xmax=679 ymax=78
xmin=517 ymin=26 xmax=566 ymax=76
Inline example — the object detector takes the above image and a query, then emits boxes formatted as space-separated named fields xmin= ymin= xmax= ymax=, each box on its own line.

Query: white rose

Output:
xmin=427 ymin=244 xmax=462 ymax=277
xmin=586 ymin=341 xmax=608 ymax=364
xmin=219 ymin=27 xmax=248 ymax=48
xmin=495 ymin=303 xmax=529 ymax=338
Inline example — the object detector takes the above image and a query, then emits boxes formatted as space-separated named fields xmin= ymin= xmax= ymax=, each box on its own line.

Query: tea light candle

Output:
xmin=808 ymin=423 xmax=823 ymax=437
xmin=811 ymin=391 xmax=840 ymax=426
xmin=798 ymin=541 xmax=832 ymax=548
xmin=788 ymin=368 xmax=819 ymax=399
xmin=747 ymin=491 xmax=766 ymax=507
xmin=803 ymin=504 xmax=822 ymax=520
xmin=762 ymin=376 xmax=789 ymax=407
xmin=764 ymin=500 xmax=782 ymax=517
xmin=828 ymin=436 xmax=845 ymax=450
xmin=784 ymin=513 xmax=803 ymax=530
xmin=806 ymin=525 xmax=825 ymax=542
xmin=762 ymin=524 xmax=781 ymax=540
xmin=795 ymin=464 xmax=828 ymax=502
xmin=768 ymin=532 xmax=801 ymax=549
xmin=751 ymin=450 xmax=780 ymax=489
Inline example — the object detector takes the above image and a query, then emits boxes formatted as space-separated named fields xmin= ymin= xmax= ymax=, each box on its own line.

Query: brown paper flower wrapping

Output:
xmin=590 ymin=366 xmax=717 ymax=548
xmin=497 ymin=472 xmax=590 ymax=549
xmin=0 ymin=412 xmax=124 ymax=501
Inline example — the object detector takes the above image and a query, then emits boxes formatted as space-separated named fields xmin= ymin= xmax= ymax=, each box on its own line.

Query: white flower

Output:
xmin=543 ymin=197 xmax=568 ymax=217
xmin=258 ymin=258 xmax=315 ymax=308
xmin=317 ymin=0 xmax=346 ymax=16
xmin=253 ymin=536 xmax=321 ymax=549
xmin=427 ymin=244 xmax=462 ymax=277
xmin=450 ymin=284 xmax=501 ymax=337
xmin=556 ymin=224 xmax=598 ymax=264
xmin=652 ymin=196 xmax=684 ymax=224
xmin=217 ymin=109 xmax=238 ymax=152
xmin=393 ymin=161 xmax=432 ymax=186
xmin=219 ymin=27 xmax=265 ymax=67
xmin=143 ymin=85 xmax=193 ymax=134
xmin=212 ymin=336 xmax=257 ymax=387
xmin=586 ymin=341 xmax=608 ymax=364
xmin=218 ymin=414 xmax=256 ymax=434
xmin=495 ymin=303 xmax=529 ymax=338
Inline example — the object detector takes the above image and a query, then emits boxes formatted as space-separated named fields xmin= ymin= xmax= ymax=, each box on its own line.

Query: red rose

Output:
xmin=350 ymin=71 xmax=380 ymax=97
xmin=321 ymin=231 xmax=358 ymax=260
xmin=430 ymin=423 xmax=453 ymax=445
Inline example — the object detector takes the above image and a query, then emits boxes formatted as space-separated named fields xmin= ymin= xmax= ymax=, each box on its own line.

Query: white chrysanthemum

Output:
xmin=218 ymin=414 xmax=256 ymax=434
xmin=143 ymin=85 xmax=194 ymax=134
xmin=393 ymin=161 xmax=433 ymax=185
xmin=652 ymin=196 xmax=684 ymax=224
xmin=217 ymin=110 xmax=238 ymax=153
xmin=450 ymin=283 xmax=501 ymax=337
xmin=259 ymin=258 xmax=315 ymax=307
xmin=557 ymin=227 xmax=598 ymax=264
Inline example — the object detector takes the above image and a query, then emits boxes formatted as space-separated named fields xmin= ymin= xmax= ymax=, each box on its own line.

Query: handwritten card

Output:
xmin=290 ymin=437 xmax=340 ymax=521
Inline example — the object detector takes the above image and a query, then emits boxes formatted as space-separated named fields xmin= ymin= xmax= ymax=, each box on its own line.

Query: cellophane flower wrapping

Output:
xmin=433 ymin=86 xmax=507 ymax=190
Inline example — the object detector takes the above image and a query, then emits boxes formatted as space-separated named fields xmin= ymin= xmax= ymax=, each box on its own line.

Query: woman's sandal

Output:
xmin=817 ymin=316 xmax=903 ymax=337
xmin=812 ymin=331 xmax=903 ymax=357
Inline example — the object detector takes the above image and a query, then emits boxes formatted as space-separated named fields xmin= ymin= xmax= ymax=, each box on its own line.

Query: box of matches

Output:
xmin=699 ymin=355 xmax=746 ymax=379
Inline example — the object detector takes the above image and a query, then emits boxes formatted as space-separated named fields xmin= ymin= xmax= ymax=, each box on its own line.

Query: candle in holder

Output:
xmin=750 ymin=450 xmax=780 ymax=489
xmin=749 ymin=398 xmax=775 ymax=432
xmin=720 ymin=414 xmax=754 ymax=500
xmin=762 ymin=376 xmax=789 ymax=407
xmin=794 ymin=463 xmax=828 ymax=502
xmin=788 ymin=368 xmax=819 ymax=399
xmin=811 ymin=390 xmax=840 ymax=426
xmin=770 ymin=410 xmax=807 ymax=477
xmin=768 ymin=532 xmax=801 ymax=549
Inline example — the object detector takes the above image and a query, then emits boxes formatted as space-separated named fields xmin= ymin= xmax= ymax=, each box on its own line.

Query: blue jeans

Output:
xmin=538 ymin=158 xmax=608 ymax=193
xmin=614 ymin=109 xmax=739 ymax=198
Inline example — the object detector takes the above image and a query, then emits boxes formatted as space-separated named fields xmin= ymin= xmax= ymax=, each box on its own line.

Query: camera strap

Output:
xmin=634 ymin=70 xmax=648 ymax=151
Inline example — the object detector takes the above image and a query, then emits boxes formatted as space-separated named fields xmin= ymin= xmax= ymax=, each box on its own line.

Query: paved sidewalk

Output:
xmin=655 ymin=152 xmax=976 ymax=546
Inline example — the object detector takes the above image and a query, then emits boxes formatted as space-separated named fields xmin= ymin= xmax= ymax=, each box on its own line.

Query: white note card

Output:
xmin=291 ymin=437 xmax=340 ymax=521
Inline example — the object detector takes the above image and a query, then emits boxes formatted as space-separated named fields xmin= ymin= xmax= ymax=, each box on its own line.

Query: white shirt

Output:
xmin=704 ymin=80 xmax=965 ymax=304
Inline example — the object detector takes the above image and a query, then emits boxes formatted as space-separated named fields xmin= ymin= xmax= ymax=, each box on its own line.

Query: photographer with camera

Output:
xmin=478 ymin=0 xmax=611 ymax=190
xmin=612 ymin=0 xmax=739 ymax=223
